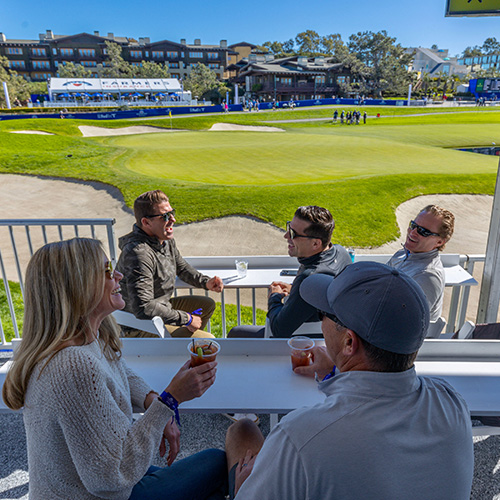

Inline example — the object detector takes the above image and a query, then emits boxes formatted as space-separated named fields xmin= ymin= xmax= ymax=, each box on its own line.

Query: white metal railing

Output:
xmin=182 ymin=254 xmax=484 ymax=337
xmin=0 ymin=218 xmax=487 ymax=344
xmin=0 ymin=219 xmax=117 ymax=344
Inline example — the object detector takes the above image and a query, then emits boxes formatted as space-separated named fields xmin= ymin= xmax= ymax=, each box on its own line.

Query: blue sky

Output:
xmin=2 ymin=0 xmax=499 ymax=57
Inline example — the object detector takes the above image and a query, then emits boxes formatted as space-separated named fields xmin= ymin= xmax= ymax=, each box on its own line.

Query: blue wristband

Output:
xmin=158 ymin=391 xmax=181 ymax=426
xmin=185 ymin=313 xmax=193 ymax=327
xmin=322 ymin=366 xmax=336 ymax=381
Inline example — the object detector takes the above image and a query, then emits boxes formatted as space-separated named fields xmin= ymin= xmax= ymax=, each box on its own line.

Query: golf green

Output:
xmin=105 ymin=125 xmax=498 ymax=186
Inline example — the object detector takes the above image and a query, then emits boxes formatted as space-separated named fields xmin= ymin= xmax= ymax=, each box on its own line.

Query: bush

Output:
xmin=0 ymin=280 xmax=23 ymax=342
xmin=209 ymin=303 xmax=266 ymax=338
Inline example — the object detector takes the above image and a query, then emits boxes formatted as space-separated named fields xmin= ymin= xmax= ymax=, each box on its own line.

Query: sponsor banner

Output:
xmin=0 ymin=104 xmax=243 ymax=121
xmin=49 ymin=78 xmax=183 ymax=94
xmin=258 ymin=98 xmax=406 ymax=109
xmin=50 ymin=78 xmax=102 ymax=91
xmin=446 ymin=0 xmax=500 ymax=16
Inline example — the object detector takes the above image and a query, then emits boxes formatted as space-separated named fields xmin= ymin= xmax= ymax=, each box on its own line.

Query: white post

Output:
xmin=2 ymin=82 xmax=11 ymax=109
xmin=477 ymin=158 xmax=500 ymax=323
xmin=234 ymin=84 xmax=239 ymax=105
xmin=407 ymin=83 xmax=412 ymax=107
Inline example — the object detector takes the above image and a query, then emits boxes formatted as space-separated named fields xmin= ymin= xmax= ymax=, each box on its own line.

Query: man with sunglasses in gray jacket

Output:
xmin=386 ymin=205 xmax=455 ymax=322
xmin=117 ymin=190 xmax=223 ymax=338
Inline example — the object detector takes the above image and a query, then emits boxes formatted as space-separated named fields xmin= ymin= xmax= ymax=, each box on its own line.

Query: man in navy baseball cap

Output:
xmin=225 ymin=262 xmax=473 ymax=500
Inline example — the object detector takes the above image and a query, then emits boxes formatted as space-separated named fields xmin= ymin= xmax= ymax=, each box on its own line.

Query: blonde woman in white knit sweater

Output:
xmin=2 ymin=238 xmax=227 ymax=500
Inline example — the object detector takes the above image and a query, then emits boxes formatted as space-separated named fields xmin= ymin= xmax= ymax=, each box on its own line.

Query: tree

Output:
xmin=462 ymin=46 xmax=482 ymax=58
xmin=320 ymin=34 xmax=343 ymax=56
xmin=133 ymin=61 xmax=170 ymax=78
xmin=0 ymin=56 xmax=32 ymax=107
xmin=58 ymin=62 xmax=92 ymax=78
xmin=183 ymin=63 xmax=225 ymax=102
xmin=295 ymin=30 xmax=322 ymax=56
xmin=100 ymin=41 xmax=134 ymax=78
xmin=482 ymin=37 xmax=500 ymax=55
xmin=348 ymin=30 xmax=414 ymax=97
xmin=261 ymin=40 xmax=295 ymax=58
xmin=431 ymin=44 xmax=438 ymax=50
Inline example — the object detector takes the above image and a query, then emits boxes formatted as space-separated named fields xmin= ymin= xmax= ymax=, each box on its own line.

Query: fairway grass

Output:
xmin=1 ymin=107 xmax=498 ymax=248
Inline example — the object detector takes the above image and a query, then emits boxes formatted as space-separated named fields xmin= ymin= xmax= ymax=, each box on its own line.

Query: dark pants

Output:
xmin=130 ymin=449 xmax=227 ymax=500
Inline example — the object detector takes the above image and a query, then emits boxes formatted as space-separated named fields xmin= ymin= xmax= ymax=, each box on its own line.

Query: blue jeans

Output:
xmin=129 ymin=449 xmax=227 ymax=500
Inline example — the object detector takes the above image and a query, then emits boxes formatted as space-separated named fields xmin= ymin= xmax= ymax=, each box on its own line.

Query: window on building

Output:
xmin=337 ymin=76 xmax=346 ymax=84
xmin=33 ymin=73 xmax=50 ymax=80
xmin=79 ymin=48 xmax=96 ymax=57
xmin=207 ymin=52 xmax=219 ymax=59
xmin=171 ymin=73 xmax=180 ymax=78
xmin=60 ymin=48 xmax=73 ymax=57
xmin=33 ymin=60 xmax=51 ymax=69
xmin=82 ymin=61 xmax=97 ymax=67
xmin=52 ymin=48 xmax=57 ymax=55
xmin=169 ymin=62 xmax=180 ymax=68
xmin=152 ymin=51 xmax=164 ymax=59
xmin=130 ymin=50 xmax=142 ymax=58
xmin=208 ymin=63 xmax=220 ymax=69
xmin=279 ymin=77 xmax=292 ymax=85
xmin=7 ymin=47 xmax=23 ymax=55
xmin=315 ymin=75 xmax=325 ymax=84
xmin=32 ymin=48 xmax=46 ymax=56
xmin=189 ymin=52 xmax=203 ymax=58
xmin=102 ymin=48 xmax=108 ymax=55
xmin=131 ymin=62 xmax=142 ymax=67
xmin=9 ymin=60 xmax=25 ymax=69
xmin=166 ymin=51 xmax=178 ymax=58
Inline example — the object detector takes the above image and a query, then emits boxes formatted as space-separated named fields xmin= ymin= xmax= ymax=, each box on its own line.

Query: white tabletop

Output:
xmin=1 ymin=339 xmax=499 ymax=415
xmin=120 ymin=339 xmax=499 ymax=416
xmin=176 ymin=264 xmax=476 ymax=289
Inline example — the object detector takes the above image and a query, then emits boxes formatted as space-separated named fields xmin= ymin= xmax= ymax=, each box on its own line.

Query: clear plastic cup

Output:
xmin=235 ymin=259 xmax=248 ymax=278
xmin=287 ymin=336 xmax=315 ymax=370
xmin=188 ymin=339 xmax=220 ymax=367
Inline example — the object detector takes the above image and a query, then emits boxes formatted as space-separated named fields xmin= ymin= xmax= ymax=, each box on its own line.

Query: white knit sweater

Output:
xmin=23 ymin=340 xmax=173 ymax=499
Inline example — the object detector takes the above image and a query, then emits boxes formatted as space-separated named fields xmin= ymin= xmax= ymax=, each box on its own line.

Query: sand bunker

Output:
xmin=9 ymin=130 xmax=54 ymax=135
xmin=209 ymin=123 xmax=285 ymax=132
xmin=78 ymin=125 xmax=176 ymax=137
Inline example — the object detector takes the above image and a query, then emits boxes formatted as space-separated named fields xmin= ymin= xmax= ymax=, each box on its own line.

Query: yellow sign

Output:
xmin=446 ymin=0 xmax=500 ymax=16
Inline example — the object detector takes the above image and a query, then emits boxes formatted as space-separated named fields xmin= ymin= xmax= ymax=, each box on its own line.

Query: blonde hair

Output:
xmin=2 ymin=238 xmax=122 ymax=410
xmin=420 ymin=205 xmax=455 ymax=251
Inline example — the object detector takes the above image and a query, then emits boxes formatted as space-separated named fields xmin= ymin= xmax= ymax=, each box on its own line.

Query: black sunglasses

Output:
xmin=286 ymin=221 xmax=319 ymax=240
xmin=146 ymin=209 xmax=176 ymax=221
xmin=319 ymin=311 xmax=347 ymax=328
xmin=409 ymin=220 xmax=440 ymax=238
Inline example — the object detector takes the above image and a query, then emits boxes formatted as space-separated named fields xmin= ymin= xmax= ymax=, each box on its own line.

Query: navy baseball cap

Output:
xmin=299 ymin=262 xmax=430 ymax=354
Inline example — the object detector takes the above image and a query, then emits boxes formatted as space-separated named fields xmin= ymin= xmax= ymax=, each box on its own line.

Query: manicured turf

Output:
xmin=0 ymin=106 xmax=498 ymax=248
